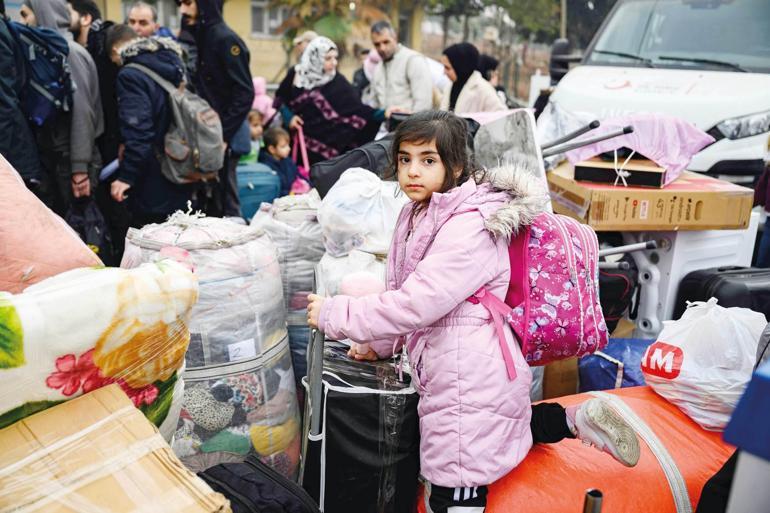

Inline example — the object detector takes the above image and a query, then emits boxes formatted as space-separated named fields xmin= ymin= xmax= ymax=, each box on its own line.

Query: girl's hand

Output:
xmin=347 ymin=345 xmax=379 ymax=361
xmin=307 ymin=293 xmax=325 ymax=329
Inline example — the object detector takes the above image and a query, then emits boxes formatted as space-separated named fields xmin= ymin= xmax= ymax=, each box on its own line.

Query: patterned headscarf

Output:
xmin=295 ymin=36 xmax=337 ymax=90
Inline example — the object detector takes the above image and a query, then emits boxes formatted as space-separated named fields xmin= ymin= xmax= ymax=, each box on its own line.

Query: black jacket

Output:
xmin=85 ymin=19 xmax=120 ymax=164
xmin=189 ymin=0 xmax=254 ymax=144
xmin=115 ymin=39 xmax=192 ymax=216
xmin=0 ymin=15 xmax=40 ymax=181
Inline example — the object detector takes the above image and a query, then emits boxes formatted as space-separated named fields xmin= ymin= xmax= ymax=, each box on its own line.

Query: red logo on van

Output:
xmin=641 ymin=342 xmax=683 ymax=379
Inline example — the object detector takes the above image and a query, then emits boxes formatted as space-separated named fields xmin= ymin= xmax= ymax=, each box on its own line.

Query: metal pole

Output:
xmin=541 ymin=126 xmax=634 ymax=158
xmin=541 ymin=120 xmax=601 ymax=150
xmin=598 ymin=261 xmax=631 ymax=271
xmin=598 ymin=240 xmax=658 ymax=258
xmin=561 ymin=0 xmax=567 ymax=39
xmin=583 ymin=489 xmax=603 ymax=513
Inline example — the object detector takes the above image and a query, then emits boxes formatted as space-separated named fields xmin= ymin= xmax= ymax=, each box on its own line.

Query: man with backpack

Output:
xmin=0 ymin=0 xmax=41 ymax=184
xmin=106 ymin=25 xmax=194 ymax=227
xmin=19 ymin=0 xmax=104 ymax=216
xmin=178 ymin=0 xmax=254 ymax=218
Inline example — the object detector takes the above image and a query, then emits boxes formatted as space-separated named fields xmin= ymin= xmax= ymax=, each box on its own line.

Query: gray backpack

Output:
xmin=125 ymin=63 xmax=224 ymax=184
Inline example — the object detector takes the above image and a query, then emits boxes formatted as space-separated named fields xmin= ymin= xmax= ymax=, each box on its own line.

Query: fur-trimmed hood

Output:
xmin=477 ymin=155 xmax=551 ymax=239
xmin=119 ymin=37 xmax=186 ymax=88
xmin=120 ymin=37 xmax=184 ymax=60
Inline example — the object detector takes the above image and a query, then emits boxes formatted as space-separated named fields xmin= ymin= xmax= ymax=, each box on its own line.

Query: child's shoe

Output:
xmin=566 ymin=398 xmax=640 ymax=467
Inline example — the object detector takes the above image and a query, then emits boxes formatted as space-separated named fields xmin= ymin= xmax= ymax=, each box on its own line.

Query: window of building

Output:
xmin=251 ymin=0 xmax=289 ymax=37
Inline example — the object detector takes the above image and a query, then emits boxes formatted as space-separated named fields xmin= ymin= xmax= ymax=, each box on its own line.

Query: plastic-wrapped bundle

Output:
xmin=317 ymin=250 xmax=387 ymax=297
xmin=317 ymin=168 xmax=408 ymax=257
xmin=122 ymin=213 xmax=299 ymax=472
xmin=251 ymin=193 xmax=325 ymax=312
xmin=122 ymin=213 xmax=288 ymax=362
xmin=0 ymin=260 xmax=197 ymax=440
xmin=173 ymin=337 xmax=301 ymax=480
xmin=251 ymin=192 xmax=325 ymax=380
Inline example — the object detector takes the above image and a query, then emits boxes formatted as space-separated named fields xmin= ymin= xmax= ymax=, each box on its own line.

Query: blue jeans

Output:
xmin=757 ymin=217 xmax=770 ymax=268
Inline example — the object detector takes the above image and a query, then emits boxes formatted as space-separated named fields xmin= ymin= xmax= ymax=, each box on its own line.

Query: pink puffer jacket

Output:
xmin=319 ymin=163 xmax=550 ymax=487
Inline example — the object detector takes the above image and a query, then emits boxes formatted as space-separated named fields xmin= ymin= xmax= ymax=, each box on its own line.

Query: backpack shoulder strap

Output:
xmin=124 ymin=62 xmax=177 ymax=96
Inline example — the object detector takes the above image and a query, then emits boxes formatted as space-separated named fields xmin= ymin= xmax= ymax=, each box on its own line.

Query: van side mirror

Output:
xmin=549 ymin=38 xmax=582 ymax=84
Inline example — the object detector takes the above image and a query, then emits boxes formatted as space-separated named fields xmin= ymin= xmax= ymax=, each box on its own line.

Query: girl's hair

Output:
xmin=388 ymin=110 xmax=481 ymax=193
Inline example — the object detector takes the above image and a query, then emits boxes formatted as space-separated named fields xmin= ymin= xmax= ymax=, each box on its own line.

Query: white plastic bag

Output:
xmin=642 ymin=298 xmax=765 ymax=430
xmin=317 ymin=168 xmax=408 ymax=257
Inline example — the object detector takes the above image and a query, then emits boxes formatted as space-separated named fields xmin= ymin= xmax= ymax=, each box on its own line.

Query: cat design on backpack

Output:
xmin=468 ymin=187 xmax=608 ymax=378
xmin=8 ymin=21 xmax=73 ymax=126
xmin=125 ymin=63 xmax=225 ymax=184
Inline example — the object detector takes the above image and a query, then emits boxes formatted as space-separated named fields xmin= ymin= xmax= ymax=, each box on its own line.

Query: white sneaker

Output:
xmin=573 ymin=398 xmax=640 ymax=467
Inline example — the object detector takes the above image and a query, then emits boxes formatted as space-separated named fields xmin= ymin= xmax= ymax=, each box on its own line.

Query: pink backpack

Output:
xmin=469 ymin=211 xmax=608 ymax=380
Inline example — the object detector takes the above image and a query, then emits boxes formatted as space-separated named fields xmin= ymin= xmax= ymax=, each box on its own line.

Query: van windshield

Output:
xmin=585 ymin=0 xmax=770 ymax=73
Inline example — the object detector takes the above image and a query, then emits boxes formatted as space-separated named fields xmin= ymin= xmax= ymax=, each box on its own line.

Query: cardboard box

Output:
xmin=574 ymin=157 xmax=668 ymax=188
xmin=548 ymin=162 xmax=753 ymax=231
xmin=0 ymin=384 xmax=231 ymax=513
xmin=542 ymin=358 xmax=579 ymax=399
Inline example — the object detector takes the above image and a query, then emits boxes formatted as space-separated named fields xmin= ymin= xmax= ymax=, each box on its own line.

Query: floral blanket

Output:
xmin=0 ymin=260 xmax=198 ymax=438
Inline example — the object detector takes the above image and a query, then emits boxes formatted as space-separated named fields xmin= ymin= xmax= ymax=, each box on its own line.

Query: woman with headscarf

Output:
xmin=274 ymin=36 xmax=394 ymax=165
xmin=440 ymin=42 xmax=505 ymax=114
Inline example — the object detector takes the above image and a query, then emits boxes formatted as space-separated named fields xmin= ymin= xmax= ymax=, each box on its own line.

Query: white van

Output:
xmin=549 ymin=0 xmax=770 ymax=185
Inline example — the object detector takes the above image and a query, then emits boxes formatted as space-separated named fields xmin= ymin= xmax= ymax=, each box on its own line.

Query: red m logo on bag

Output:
xmin=642 ymin=342 xmax=683 ymax=379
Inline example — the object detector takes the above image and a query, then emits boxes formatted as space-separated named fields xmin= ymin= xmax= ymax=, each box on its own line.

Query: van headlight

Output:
xmin=713 ymin=110 xmax=770 ymax=140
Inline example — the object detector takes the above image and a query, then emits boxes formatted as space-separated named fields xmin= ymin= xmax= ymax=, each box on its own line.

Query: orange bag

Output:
xmin=418 ymin=386 xmax=734 ymax=513
xmin=0 ymin=154 xmax=102 ymax=293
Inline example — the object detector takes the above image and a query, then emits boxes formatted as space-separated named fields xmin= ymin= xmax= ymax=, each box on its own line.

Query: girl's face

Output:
xmin=397 ymin=140 xmax=448 ymax=204
xmin=440 ymin=55 xmax=457 ymax=82
xmin=323 ymin=50 xmax=339 ymax=74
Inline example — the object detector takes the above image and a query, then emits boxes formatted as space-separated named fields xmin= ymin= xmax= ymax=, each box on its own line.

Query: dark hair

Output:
xmin=389 ymin=110 xmax=481 ymax=193
xmin=70 ymin=0 xmax=101 ymax=20
xmin=371 ymin=20 xmax=395 ymax=36
xmin=105 ymin=24 xmax=137 ymax=59
xmin=478 ymin=54 xmax=499 ymax=81
xmin=264 ymin=127 xmax=289 ymax=149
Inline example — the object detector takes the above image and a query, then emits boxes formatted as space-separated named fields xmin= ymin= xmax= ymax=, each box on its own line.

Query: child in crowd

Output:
xmin=308 ymin=110 xmax=639 ymax=512
xmin=251 ymin=76 xmax=277 ymax=123
xmin=258 ymin=127 xmax=297 ymax=197
xmin=239 ymin=110 xmax=264 ymax=165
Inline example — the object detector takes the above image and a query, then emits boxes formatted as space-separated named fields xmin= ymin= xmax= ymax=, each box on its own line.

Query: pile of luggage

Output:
xmin=1 ymin=105 xmax=768 ymax=513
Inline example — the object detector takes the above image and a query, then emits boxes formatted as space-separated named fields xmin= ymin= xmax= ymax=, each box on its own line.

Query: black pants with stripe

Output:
xmin=429 ymin=484 xmax=488 ymax=512
xmin=428 ymin=403 xmax=574 ymax=511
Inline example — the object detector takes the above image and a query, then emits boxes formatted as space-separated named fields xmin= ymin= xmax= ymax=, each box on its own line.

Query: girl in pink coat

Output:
xmin=308 ymin=111 xmax=639 ymax=512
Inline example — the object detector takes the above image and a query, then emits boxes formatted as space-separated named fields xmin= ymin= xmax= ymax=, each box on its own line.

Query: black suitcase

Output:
xmin=199 ymin=454 xmax=320 ymax=513
xmin=309 ymin=136 xmax=393 ymax=199
xmin=301 ymin=331 xmax=420 ymax=513
xmin=673 ymin=266 xmax=770 ymax=321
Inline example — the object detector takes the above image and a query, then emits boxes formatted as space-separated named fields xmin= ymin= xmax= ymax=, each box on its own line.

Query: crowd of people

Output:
xmin=0 ymin=0 xmax=511 ymax=264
